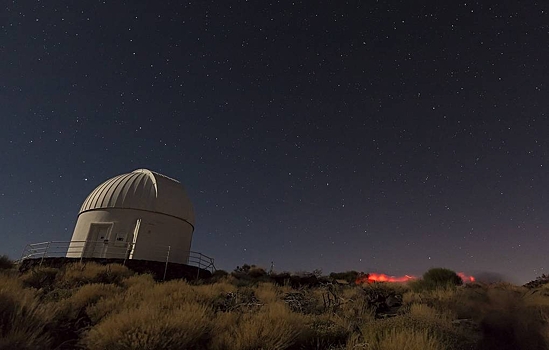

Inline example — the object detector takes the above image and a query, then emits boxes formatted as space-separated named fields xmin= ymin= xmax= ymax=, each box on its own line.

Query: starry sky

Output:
xmin=1 ymin=1 xmax=548 ymax=284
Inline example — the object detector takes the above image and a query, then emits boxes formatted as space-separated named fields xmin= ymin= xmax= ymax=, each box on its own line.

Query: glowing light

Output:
xmin=355 ymin=271 xmax=476 ymax=284
xmin=457 ymin=272 xmax=475 ymax=283
xmin=355 ymin=273 xmax=416 ymax=284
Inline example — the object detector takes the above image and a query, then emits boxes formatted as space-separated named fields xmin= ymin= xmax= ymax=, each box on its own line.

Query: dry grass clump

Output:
xmin=210 ymin=302 xmax=307 ymax=350
xmin=0 ymin=275 xmax=54 ymax=350
xmin=56 ymin=262 xmax=133 ymax=288
xmin=299 ymin=313 xmax=355 ymax=349
xmin=87 ymin=279 xmax=194 ymax=323
xmin=65 ymin=283 xmax=122 ymax=312
xmin=82 ymin=302 xmax=213 ymax=350
xmin=87 ymin=278 xmax=235 ymax=323
xmin=361 ymin=281 xmax=410 ymax=296
xmin=120 ymin=272 xmax=156 ymax=289
xmin=254 ymin=282 xmax=280 ymax=304
xmin=54 ymin=283 xmax=122 ymax=323
xmin=193 ymin=279 xmax=238 ymax=305
xmin=523 ymin=287 xmax=549 ymax=316
xmin=408 ymin=303 xmax=457 ymax=333
xmin=475 ymin=285 xmax=548 ymax=350
xmin=403 ymin=286 xmax=459 ymax=309
xmin=0 ymin=255 xmax=14 ymax=270
xmin=335 ymin=286 xmax=376 ymax=326
xmin=347 ymin=327 xmax=445 ymax=350
xmin=41 ymin=283 xmax=122 ymax=348
xmin=350 ymin=300 xmax=476 ymax=350
xmin=19 ymin=267 xmax=59 ymax=290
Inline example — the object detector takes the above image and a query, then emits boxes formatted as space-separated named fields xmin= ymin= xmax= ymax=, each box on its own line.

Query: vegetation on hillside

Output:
xmin=1 ymin=261 xmax=549 ymax=350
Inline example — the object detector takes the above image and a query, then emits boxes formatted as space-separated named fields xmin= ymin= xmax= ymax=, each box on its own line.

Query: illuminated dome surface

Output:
xmin=79 ymin=169 xmax=195 ymax=227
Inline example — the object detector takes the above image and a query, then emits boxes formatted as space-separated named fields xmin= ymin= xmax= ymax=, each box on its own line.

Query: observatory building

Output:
xmin=67 ymin=169 xmax=195 ymax=264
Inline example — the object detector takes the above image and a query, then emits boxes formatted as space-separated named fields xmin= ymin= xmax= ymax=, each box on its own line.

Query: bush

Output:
xmin=351 ymin=327 xmax=445 ymax=350
xmin=44 ymin=283 xmax=123 ymax=348
xmin=0 ymin=275 xmax=53 ymax=349
xmin=248 ymin=266 xmax=267 ymax=278
xmin=423 ymin=268 xmax=463 ymax=287
xmin=57 ymin=262 xmax=133 ymax=288
xmin=300 ymin=314 xmax=352 ymax=349
xmin=329 ymin=271 xmax=360 ymax=284
xmin=19 ymin=267 xmax=59 ymax=290
xmin=210 ymin=269 xmax=229 ymax=282
xmin=0 ymin=255 xmax=14 ymax=270
xmin=410 ymin=268 xmax=462 ymax=291
xmin=210 ymin=302 xmax=306 ymax=350
xmin=82 ymin=303 xmax=213 ymax=350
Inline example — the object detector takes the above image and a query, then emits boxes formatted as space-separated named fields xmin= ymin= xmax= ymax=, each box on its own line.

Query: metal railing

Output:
xmin=19 ymin=240 xmax=215 ymax=278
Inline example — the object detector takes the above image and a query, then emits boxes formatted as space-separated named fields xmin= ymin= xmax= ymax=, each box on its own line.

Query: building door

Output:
xmin=83 ymin=223 xmax=112 ymax=258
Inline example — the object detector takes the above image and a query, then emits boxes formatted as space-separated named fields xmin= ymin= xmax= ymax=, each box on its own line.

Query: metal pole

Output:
xmin=80 ymin=241 xmax=85 ymax=263
xmin=163 ymin=246 xmax=170 ymax=281
xmin=20 ymin=244 xmax=29 ymax=261
xmin=40 ymin=242 xmax=50 ymax=267
xmin=196 ymin=254 xmax=202 ymax=280
xmin=123 ymin=242 xmax=131 ymax=266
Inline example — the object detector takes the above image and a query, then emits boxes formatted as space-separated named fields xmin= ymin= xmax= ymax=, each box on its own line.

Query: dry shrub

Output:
xmin=210 ymin=302 xmax=307 ymax=350
xmin=361 ymin=281 xmax=410 ymax=296
xmin=348 ymin=327 xmax=444 ymax=350
xmin=57 ymin=262 xmax=133 ymax=288
xmin=145 ymin=280 xmax=197 ymax=306
xmin=86 ymin=276 xmax=156 ymax=323
xmin=356 ymin=309 xmax=474 ymax=350
xmin=88 ymin=278 xmax=225 ymax=323
xmin=524 ymin=287 xmax=549 ymax=317
xmin=40 ymin=283 xmax=122 ymax=349
xmin=19 ymin=267 xmax=59 ymax=290
xmin=193 ymin=280 xmax=238 ymax=305
xmin=0 ymin=255 xmax=14 ymax=270
xmin=476 ymin=286 xmax=547 ymax=350
xmin=254 ymin=282 xmax=279 ymax=304
xmin=82 ymin=302 xmax=213 ymax=350
xmin=448 ymin=285 xmax=489 ymax=319
xmin=403 ymin=287 xmax=459 ymax=313
xmin=55 ymin=283 xmax=122 ymax=323
xmin=85 ymin=294 xmax=126 ymax=324
xmin=121 ymin=273 xmax=155 ymax=289
xmin=67 ymin=283 xmax=122 ymax=312
xmin=248 ymin=266 xmax=267 ymax=278
xmin=0 ymin=275 xmax=53 ymax=349
xmin=304 ymin=313 xmax=356 ymax=348
xmin=408 ymin=303 xmax=456 ymax=335
xmin=338 ymin=286 xmax=376 ymax=321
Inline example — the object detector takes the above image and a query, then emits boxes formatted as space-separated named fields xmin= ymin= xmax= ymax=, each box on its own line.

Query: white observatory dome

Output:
xmin=79 ymin=168 xmax=195 ymax=227
xmin=68 ymin=168 xmax=196 ymax=264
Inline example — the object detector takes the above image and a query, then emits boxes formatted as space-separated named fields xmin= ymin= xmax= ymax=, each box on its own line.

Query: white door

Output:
xmin=83 ymin=224 xmax=112 ymax=258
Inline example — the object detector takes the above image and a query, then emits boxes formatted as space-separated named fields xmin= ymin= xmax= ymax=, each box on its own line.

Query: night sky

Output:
xmin=2 ymin=1 xmax=548 ymax=284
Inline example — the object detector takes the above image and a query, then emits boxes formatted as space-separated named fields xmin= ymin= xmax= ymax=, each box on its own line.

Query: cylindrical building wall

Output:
xmin=68 ymin=208 xmax=194 ymax=264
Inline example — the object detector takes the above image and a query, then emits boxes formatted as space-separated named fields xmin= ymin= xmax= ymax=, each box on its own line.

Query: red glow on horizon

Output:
xmin=355 ymin=271 xmax=476 ymax=284
xmin=457 ymin=272 xmax=475 ymax=283
xmin=355 ymin=273 xmax=417 ymax=284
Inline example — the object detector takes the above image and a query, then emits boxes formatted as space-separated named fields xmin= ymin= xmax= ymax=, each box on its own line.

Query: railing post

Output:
xmin=163 ymin=246 xmax=170 ymax=281
xmin=40 ymin=242 xmax=51 ymax=267
xmin=196 ymin=254 xmax=202 ymax=280
xmin=123 ymin=242 xmax=131 ymax=266
xmin=20 ymin=244 xmax=29 ymax=261
xmin=79 ymin=241 xmax=85 ymax=263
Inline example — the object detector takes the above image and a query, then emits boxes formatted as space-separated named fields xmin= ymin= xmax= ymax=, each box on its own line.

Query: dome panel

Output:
xmin=79 ymin=169 xmax=195 ymax=226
